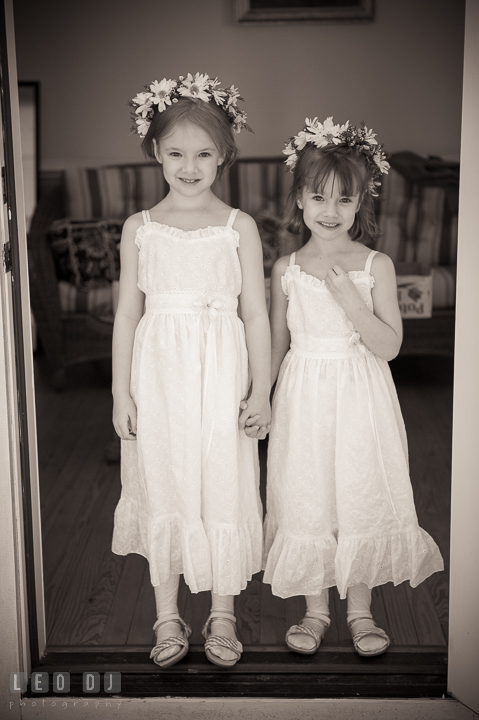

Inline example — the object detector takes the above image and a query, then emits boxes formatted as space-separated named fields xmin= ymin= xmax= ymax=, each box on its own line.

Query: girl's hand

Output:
xmin=113 ymin=394 xmax=138 ymax=440
xmin=325 ymin=254 xmax=403 ymax=361
xmin=324 ymin=265 xmax=361 ymax=309
xmin=239 ymin=397 xmax=271 ymax=440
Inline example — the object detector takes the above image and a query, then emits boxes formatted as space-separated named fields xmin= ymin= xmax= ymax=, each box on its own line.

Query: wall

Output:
xmin=13 ymin=0 xmax=465 ymax=169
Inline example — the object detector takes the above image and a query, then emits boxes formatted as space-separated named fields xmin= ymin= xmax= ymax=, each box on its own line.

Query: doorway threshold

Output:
xmin=30 ymin=645 xmax=447 ymax=698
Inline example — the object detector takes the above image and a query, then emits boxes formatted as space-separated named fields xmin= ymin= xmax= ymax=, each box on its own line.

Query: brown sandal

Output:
xmin=202 ymin=610 xmax=243 ymax=668
xmin=348 ymin=617 xmax=390 ymax=657
xmin=150 ymin=614 xmax=192 ymax=668
xmin=285 ymin=615 xmax=329 ymax=655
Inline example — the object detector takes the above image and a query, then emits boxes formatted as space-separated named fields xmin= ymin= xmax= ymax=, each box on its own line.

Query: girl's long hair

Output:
xmin=284 ymin=144 xmax=381 ymax=243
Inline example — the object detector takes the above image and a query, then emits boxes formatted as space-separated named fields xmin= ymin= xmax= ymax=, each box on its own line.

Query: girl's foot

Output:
xmin=348 ymin=617 xmax=390 ymax=657
xmin=150 ymin=615 xmax=192 ymax=668
xmin=202 ymin=611 xmax=243 ymax=667
xmin=286 ymin=614 xmax=329 ymax=654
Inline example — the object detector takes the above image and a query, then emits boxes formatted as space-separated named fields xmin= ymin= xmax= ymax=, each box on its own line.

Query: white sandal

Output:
xmin=348 ymin=617 xmax=390 ymax=657
xmin=285 ymin=615 xmax=329 ymax=655
xmin=202 ymin=610 xmax=243 ymax=668
xmin=150 ymin=613 xmax=192 ymax=668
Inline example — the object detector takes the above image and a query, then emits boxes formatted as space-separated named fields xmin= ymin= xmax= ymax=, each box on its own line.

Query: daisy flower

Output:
xmin=211 ymin=89 xmax=227 ymax=105
xmin=178 ymin=72 xmax=211 ymax=102
xmin=226 ymin=85 xmax=241 ymax=107
xmin=149 ymin=79 xmax=176 ymax=112
xmin=136 ymin=117 xmax=150 ymax=137
xmin=284 ymin=153 xmax=298 ymax=169
xmin=132 ymin=91 xmax=153 ymax=118
xmin=374 ymin=152 xmax=390 ymax=173
xmin=294 ymin=131 xmax=311 ymax=151
xmin=362 ymin=127 xmax=378 ymax=144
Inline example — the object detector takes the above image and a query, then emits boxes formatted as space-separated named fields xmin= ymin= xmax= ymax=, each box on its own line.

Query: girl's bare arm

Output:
xmin=112 ymin=214 xmax=145 ymax=440
xmin=235 ymin=212 xmax=272 ymax=436
xmin=325 ymin=252 xmax=402 ymax=361
xmin=270 ymin=256 xmax=291 ymax=384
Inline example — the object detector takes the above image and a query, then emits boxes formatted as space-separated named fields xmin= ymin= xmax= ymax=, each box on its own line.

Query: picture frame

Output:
xmin=235 ymin=0 xmax=375 ymax=23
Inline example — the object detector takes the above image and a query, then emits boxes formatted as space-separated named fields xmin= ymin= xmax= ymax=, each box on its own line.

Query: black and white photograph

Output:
xmin=1 ymin=0 xmax=478 ymax=718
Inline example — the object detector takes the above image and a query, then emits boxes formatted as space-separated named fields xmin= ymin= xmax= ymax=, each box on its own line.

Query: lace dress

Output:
xmin=263 ymin=250 xmax=443 ymax=599
xmin=112 ymin=208 xmax=263 ymax=595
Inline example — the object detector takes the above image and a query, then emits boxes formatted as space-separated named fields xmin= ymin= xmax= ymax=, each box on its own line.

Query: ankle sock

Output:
xmin=153 ymin=574 xmax=181 ymax=662
xmin=305 ymin=589 xmax=331 ymax=628
xmin=347 ymin=583 xmax=388 ymax=654
xmin=208 ymin=592 xmax=238 ymax=662
xmin=346 ymin=583 xmax=373 ymax=624
xmin=288 ymin=590 xmax=330 ymax=651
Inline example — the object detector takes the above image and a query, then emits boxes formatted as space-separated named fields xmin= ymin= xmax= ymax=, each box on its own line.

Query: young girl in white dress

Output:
xmin=263 ymin=117 xmax=444 ymax=657
xmin=111 ymin=74 xmax=271 ymax=669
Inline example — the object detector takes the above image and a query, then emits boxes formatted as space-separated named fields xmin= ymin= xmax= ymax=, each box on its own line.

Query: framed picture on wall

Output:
xmin=236 ymin=0 xmax=375 ymax=23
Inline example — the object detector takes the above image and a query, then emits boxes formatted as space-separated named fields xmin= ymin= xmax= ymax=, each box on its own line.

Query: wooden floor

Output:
xmin=34 ymin=354 xmax=451 ymax=651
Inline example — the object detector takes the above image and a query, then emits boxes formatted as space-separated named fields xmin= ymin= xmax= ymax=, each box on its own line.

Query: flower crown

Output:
xmin=130 ymin=72 xmax=252 ymax=138
xmin=283 ymin=116 xmax=389 ymax=196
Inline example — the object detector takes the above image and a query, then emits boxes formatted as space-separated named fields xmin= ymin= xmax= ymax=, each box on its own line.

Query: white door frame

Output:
xmin=0 ymin=1 xmax=44 ymax=717
xmin=0 ymin=0 xmax=478 ymax=716
xmin=447 ymin=0 xmax=479 ymax=713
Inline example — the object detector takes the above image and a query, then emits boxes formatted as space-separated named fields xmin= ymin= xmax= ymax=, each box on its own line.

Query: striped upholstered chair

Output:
xmin=28 ymin=164 xmax=168 ymax=388
xmin=377 ymin=152 xmax=458 ymax=356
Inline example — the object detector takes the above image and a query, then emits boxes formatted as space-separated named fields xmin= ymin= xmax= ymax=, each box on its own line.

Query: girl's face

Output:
xmin=156 ymin=121 xmax=223 ymax=196
xmin=298 ymin=173 xmax=361 ymax=244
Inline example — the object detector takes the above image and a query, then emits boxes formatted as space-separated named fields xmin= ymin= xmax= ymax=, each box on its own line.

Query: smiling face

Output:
xmin=156 ymin=120 xmax=224 ymax=196
xmin=298 ymin=173 xmax=361 ymax=244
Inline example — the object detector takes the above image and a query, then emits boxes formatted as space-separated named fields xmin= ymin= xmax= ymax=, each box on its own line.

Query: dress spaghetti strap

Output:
xmin=226 ymin=208 xmax=239 ymax=228
xmin=364 ymin=250 xmax=378 ymax=275
xmin=142 ymin=209 xmax=151 ymax=224
xmin=289 ymin=252 xmax=296 ymax=267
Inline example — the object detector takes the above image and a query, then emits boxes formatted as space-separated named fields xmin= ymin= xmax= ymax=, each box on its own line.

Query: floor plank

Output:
xmin=127 ymin=562 xmax=156 ymax=645
xmin=235 ymin=572 xmax=262 ymax=645
xmin=46 ymin=469 xmax=123 ymax=644
xmin=102 ymin=554 xmax=144 ymax=644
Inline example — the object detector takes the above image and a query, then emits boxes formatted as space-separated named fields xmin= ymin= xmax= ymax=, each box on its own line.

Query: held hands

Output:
xmin=324 ymin=265 xmax=360 ymax=309
xmin=113 ymin=394 xmax=138 ymax=441
xmin=239 ymin=394 xmax=271 ymax=440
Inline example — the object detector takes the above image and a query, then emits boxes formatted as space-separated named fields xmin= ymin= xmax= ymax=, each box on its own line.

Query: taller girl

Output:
xmin=264 ymin=117 xmax=443 ymax=656
xmin=112 ymin=74 xmax=270 ymax=668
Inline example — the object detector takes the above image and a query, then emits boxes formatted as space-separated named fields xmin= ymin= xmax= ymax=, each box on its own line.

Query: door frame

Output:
xmin=0 ymin=0 xmax=477 ymax=713
xmin=447 ymin=0 xmax=479 ymax=712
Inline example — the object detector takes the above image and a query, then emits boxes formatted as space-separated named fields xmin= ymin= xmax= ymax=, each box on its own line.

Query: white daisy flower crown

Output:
xmin=130 ymin=72 xmax=253 ymax=138
xmin=283 ymin=116 xmax=390 ymax=196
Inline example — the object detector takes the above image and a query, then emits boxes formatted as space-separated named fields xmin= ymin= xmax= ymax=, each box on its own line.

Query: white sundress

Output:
xmin=112 ymin=208 xmax=263 ymax=595
xmin=263 ymin=250 xmax=444 ymax=599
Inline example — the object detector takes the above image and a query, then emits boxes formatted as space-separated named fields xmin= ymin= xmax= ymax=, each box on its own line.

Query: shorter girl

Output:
xmin=263 ymin=117 xmax=444 ymax=656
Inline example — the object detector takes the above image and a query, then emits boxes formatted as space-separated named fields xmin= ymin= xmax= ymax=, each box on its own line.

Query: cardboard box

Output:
xmin=395 ymin=262 xmax=432 ymax=319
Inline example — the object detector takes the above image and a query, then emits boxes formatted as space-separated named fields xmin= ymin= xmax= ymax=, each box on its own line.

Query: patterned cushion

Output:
xmin=48 ymin=219 xmax=122 ymax=290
